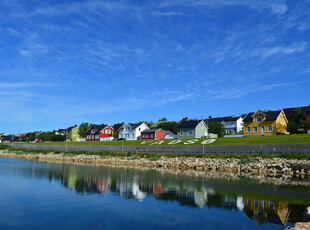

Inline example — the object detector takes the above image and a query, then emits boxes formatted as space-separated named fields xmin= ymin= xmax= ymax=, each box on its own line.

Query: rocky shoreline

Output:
xmin=1 ymin=150 xmax=310 ymax=178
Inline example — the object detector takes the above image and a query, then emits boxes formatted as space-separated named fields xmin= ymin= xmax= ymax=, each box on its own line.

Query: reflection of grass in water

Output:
xmin=238 ymin=176 xmax=255 ymax=183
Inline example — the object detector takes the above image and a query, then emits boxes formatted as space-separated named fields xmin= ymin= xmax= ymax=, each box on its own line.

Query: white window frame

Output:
xmin=256 ymin=116 xmax=262 ymax=123
xmin=146 ymin=134 xmax=149 ymax=138
xmin=268 ymin=125 xmax=272 ymax=132
xmin=142 ymin=134 xmax=145 ymax=138
xmin=253 ymin=126 xmax=258 ymax=132
xmin=187 ymin=131 xmax=193 ymax=136
xmin=261 ymin=126 xmax=265 ymax=132
xmin=180 ymin=131 xmax=184 ymax=136
xmin=281 ymin=117 xmax=283 ymax=124
xmin=247 ymin=127 xmax=251 ymax=133
xmin=150 ymin=133 xmax=154 ymax=138
xmin=91 ymin=129 xmax=95 ymax=134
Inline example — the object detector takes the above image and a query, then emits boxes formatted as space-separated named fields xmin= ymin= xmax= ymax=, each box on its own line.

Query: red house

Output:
xmin=306 ymin=105 xmax=310 ymax=133
xmin=141 ymin=128 xmax=165 ymax=140
xmin=85 ymin=124 xmax=113 ymax=141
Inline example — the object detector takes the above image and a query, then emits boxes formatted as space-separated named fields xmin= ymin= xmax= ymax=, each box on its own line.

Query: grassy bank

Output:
xmin=2 ymin=143 xmax=310 ymax=160
xmin=14 ymin=133 xmax=310 ymax=146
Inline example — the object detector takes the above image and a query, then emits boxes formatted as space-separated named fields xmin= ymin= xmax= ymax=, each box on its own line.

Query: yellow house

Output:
xmin=243 ymin=198 xmax=289 ymax=226
xmin=243 ymin=110 xmax=288 ymax=136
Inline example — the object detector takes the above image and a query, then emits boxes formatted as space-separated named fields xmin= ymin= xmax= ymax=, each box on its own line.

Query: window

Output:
xmin=95 ymin=134 xmax=99 ymax=139
xmin=150 ymin=133 xmax=154 ymax=138
xmin=132 ymin=133 xmax=134 ymax=137
xmin=105 ymin=129 xmax=108 ymax=134
xmin=187 ymin=131 xmax=193 ymax=136
xmin=254 ymin=200 xmax=259 ymax=207
xmin=146 ymin=134 xmax=149 ymax=138
xmin=269 ymin=201 xmax=274 ymax=209
xmin=247 ymin=127 xmax=251 ymax=133
xmin=253 ymin=126 xmax=258 ymax=132
xmin=180 ymin=131 xmax=184 ymax=136
xmin=91 ymin=129 xmax=95 ymax=134
xmin=261 ymin=126 xmax=265 ymax=132
xmin=281 ymin=117 xmax=283 ymax=124
xmin=142 ymin=134 xmax=145 ymax=138
xmin=268 ymin=125 xmax=272 ymax=132
xmin=256 ymin=116 xmax=262 ymax=122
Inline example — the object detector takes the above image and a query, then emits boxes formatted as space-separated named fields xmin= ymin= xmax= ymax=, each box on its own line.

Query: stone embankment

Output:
xmin=1 ymin=150 xmax=310 ymax=179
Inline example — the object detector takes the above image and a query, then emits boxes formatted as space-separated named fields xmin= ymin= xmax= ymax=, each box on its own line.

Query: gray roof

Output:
xmin=206 ymin=116 xmax=240 ymax=123
xmin=141 ymin=128 xmax=162 ymax=134
xmin=283 ymin=106 xmax=308 ymax=119
xmin=85 ymin=124 xmax=109 ymax=134
xmin=178 ymin=120 xmax=202 ymax=128
xmin=164 ymin=130 xmax=175 ymax=136
xmin=243 ymin=110 xmax=282 ymax=122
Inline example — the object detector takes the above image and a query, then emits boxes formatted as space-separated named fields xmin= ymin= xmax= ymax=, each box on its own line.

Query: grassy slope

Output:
xmin=19 ymin=133 xmax=310 ymax=146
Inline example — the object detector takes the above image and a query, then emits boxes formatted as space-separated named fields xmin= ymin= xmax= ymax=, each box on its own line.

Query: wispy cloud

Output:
xmin=253 ymin=42 xmax=307 ymax=59
xmin=159 ymin=0 xmax=288 ymax=15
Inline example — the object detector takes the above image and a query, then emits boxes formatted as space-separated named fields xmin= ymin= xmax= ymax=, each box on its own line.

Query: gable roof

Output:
xmin=178 ymin=120 xmax=203 ymax=129
xmin=85 ymin=124 xmax=109 ymax=134
xmin=163 ymin=130 xmax=175 ymax=136
xmin=283 ymin=106 xmax=308 ymax=119
xmin=206 ymin=116 xmax=240 ymax=123
xmin=243 ymin=110 xmax=283 ymax=122
xmin=113 ymin=123 xmax=124 ymax=131
xmin=141 ymin=128 xmax=163 ymax=134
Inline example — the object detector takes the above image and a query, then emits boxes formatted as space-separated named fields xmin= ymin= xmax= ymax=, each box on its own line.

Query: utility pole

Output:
xmin=65 ymin=128 xmax=68 ymax=152
xmin=202 ymin=115 xmax=205 ymax=154
xmin=197 ymin=102 xmax=200 ymax=138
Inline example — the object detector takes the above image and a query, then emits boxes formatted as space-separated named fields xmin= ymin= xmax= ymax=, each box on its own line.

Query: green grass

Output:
xmin=13 ymin=133 xmax=310 ymax=146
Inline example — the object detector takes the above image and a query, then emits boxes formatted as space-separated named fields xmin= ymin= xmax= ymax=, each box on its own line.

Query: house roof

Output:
xmin=206 ymin=116 xmax=240 ymax=123
xmin=113 ymin=123 xmax=124 ymax=131
xmin=283 ymin=106 xmax=308 ymax=119
xmin=163 ymin=130 xmax=175 ymax=136
xmin=141 ymin=128 xmax=162 ymax=134
xmin=85 ymin=124 xmax=109 ymax=134
xmin=178 ymin=120 xmax=202 ymax=128
xmin=243 ymin=110 xmax=283 ymax=122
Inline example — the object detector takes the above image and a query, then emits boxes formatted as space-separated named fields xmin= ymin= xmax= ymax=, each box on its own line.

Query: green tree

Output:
xmin=50 ymin=134 xmax=66 ymax=142
xmin=37 ymin=132 xmax=51 ymax=142
xmin=207 ymin=122 xmax=225 ymax=137
xmin=113 ymin=130 xmax=119 ymax=139
xmin=157 ymin=121 xmax=178 ymax=134
xmin=78 ymin=122 xmax=92 ymax=138
xmin=287 ymin=108 xmax=304 ymax=134
xmin=287 ymin=121 xmax=298 ymax=134
xmin=158 ymin=117 xmax=168 ymax=121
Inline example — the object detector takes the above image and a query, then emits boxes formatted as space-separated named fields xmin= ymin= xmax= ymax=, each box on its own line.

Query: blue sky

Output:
xmin=0 ymin=0 xmax=309 ymax=134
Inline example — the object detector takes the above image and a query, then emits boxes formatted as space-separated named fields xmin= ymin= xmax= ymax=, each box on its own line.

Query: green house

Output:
xmin=70 ymin=126 xmax=81 ymax=141
xmin=177 ymin=120 xmax=208 ymax=139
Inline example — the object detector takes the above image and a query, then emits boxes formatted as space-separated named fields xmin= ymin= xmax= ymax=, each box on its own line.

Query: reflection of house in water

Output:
xmin=97 ymin=178 xmax=111 ymax=194
xmin=243 ymin=198 xmax=289 ymax=226
xmin=194 ymin=189 xmax=215 ymax=208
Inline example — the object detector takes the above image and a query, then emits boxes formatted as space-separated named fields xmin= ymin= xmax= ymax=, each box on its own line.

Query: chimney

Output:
xmin=209 ymin=116 xmax=211 ymax=119
xmin=232 ymin=115 xmax=234 ymax=118
xmin=265 ymin=109 xmax=267 ymax=112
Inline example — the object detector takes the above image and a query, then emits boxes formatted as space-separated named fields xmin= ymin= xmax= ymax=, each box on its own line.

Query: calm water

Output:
xmin=0 ymin=157 xmax=310 ymax=230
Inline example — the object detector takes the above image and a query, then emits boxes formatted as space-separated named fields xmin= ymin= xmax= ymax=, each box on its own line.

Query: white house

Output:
xmin=119 ymin=123 xmax=149 ymax=140
xmin=206 ymin=116 xmax=243 ymax=134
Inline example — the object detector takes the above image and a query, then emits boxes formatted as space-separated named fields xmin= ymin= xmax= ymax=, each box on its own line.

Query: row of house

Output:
xmin=2 ymin=105 xmax=309 ymax=143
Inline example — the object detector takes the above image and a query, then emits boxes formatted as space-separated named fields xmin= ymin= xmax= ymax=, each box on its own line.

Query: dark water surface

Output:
xmin=1 ymin=157 xmax=310 ymax=230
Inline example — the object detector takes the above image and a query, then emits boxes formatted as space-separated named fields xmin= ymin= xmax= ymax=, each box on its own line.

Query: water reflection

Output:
xmin=1 ymin=158 xmax=310 ymax=228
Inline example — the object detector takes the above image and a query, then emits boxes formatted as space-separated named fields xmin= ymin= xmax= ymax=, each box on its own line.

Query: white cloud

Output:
xmin=254 ymin=42 xmax=307 ymax=59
